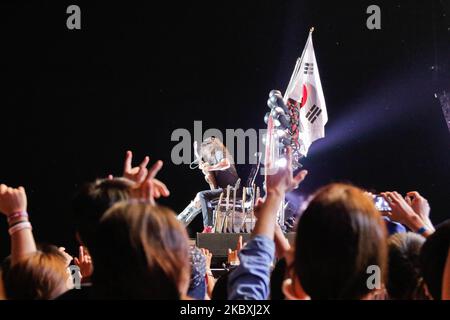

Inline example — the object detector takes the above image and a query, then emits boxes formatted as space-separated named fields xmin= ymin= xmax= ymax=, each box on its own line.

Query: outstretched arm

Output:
xmin=274 ymin=224 xmax=291 ymax=259
xmin=253 ymin=197 xmax=293 ymax=259
xmin=254 ymin=148 xmax=308 ymax=240
xmin=228 ymin=148 xmax=307 ymax=300
xmin=206 ymin=159 xmax=231 ymax=171
xmin=0 ymin=185 xmax=37 ymax=265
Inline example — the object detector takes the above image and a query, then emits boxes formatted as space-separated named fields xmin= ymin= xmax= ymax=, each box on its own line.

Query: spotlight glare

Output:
xmin=275 ymin=158 xmax=287 ymax=168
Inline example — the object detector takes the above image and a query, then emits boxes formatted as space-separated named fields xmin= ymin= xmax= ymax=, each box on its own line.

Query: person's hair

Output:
xmin=387 ymin=232 xmax=428 ymax=300
xmin=420 ymin=219 xmax=450 ymax=300
xmin=3 ymin=245 xmax=69 ymax=300
xmin=270 ymin=258 xmax=287 ymax=300
xmin=71 ymin=177 xmax=134 ymax=248
xmin=199 ymin=136 xmax=234 ymax=166
xmin=294 ymin=183 xmax=388 ymax=300
xmin=1 ymin=256 xmax=11 ymax=282
xmin=0 ymin=256 xmax=12 ymax=299
xmin=90 ymin=201 xmax=190 ymax=299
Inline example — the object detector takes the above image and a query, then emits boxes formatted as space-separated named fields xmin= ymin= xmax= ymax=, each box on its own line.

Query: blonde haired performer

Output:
xmin=195 ymin=137 xmax=241 ymax=228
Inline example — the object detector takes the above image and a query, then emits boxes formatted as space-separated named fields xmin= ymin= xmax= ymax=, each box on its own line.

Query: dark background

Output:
xmin=0 ymin=0 xmax=449 ymax=259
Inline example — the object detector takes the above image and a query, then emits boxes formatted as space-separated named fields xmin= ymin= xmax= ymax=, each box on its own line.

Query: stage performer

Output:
xmin=195 ymin=136 xmax=240 ymax=228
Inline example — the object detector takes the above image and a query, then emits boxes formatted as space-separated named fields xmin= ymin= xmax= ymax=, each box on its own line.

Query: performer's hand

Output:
xmin=265 ymin=148 xmax=308 ymax=196
xmin=0 ymin=184 xmax=27 ymax=216
xmin=200 ymin=162 xmax=212 ymax=175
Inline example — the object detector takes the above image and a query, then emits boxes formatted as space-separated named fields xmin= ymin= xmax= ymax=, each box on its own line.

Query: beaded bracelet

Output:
xmin=8 ymin=221 xmax=32 ymax=236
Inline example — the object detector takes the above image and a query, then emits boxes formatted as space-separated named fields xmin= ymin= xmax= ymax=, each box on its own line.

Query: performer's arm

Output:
xmin=204 ymin=173 xmax=217 ymax=190
xmin=204 ymin=159 xmax=231 ymax=172
xmin=200 ymin=162 xmax=218 ymax=190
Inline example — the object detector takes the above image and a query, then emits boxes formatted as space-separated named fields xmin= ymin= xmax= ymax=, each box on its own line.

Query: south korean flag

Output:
xmin=284 ymin=28 xmax=328 ymax=157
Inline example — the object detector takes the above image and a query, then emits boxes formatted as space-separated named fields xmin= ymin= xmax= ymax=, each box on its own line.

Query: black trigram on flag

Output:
xmin=305 ymin=104 xmax=322 ymax=123
xmin=304 ymin=62 xmax=314 ymax=75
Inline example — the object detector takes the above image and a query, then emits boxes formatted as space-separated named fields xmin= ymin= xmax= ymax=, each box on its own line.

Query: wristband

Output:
xmin=7 ymin=211 xmax=28 ymax=222
xmin=8 ymin=221 xmax=32 ymax=236
xmin=9 ymin=219 xmax=29 ymax=228
xmin=416 ymin=226 xmax=427 ymax=235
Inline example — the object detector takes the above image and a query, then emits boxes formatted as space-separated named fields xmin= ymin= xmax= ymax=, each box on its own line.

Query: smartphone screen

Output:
xmin=374 ymin=195 xmax=392 ymax=212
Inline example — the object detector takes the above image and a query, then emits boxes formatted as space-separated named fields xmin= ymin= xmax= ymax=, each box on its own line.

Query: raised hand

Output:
xmin=200 ymin=247 xmax=215 ymax=298
xmin=0 ymin=184 xmax=36 ymax=264
xmin=381 ymin=191 xmax=432 ymax=236
xmin=405 ymin=191 xmax=434 ymax=230
xmin=130 ymin=160 xmax=164 ymax=204
xmin=0 ymin=185 xmax=27 ymax=216
xmin=74 ymin=246 xmax=94 ymax=279
xmin=58 ymin=247 xmax=74 ymax=266
xmin=405 ymin=191 xmax=430 ymax=217
xmin=123 ymin=150 xmax=150 ymax=184
xmin=381 ymin=191 xmax=417 ymax=225
xmin=227 ymin=235 xmax=243 ymax=266
xmin=152 ymin=178 xmax=170 ymax=198
xmin=123 ymin=150 xmax=170 ymax=199
xmin=248 ymin=148 xmax=308 ymax=240
xmin=200 ymin=248 xmax=213 ymax=271
xmin=265 ymin=148 xmax=308 ymax=196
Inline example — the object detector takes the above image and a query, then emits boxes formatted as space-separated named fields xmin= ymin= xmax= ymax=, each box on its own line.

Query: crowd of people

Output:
xmin=0 ymin=148 xmax=449 ymax=300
